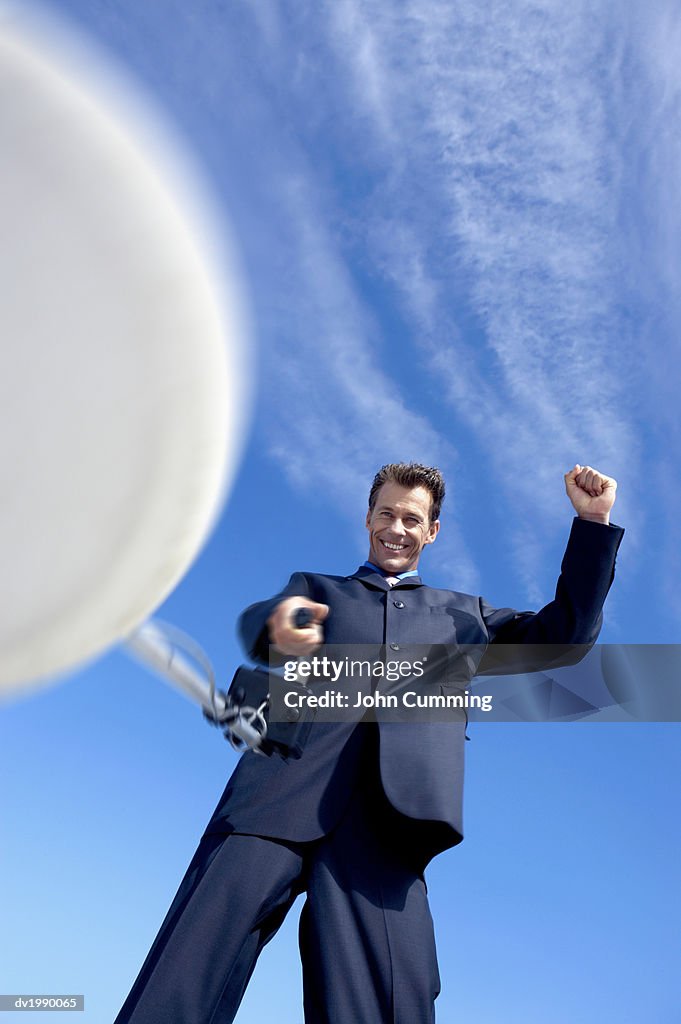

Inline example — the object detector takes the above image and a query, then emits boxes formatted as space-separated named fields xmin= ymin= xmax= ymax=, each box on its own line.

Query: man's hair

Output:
xmin=368 ymin=463 xmax=445 ymax=522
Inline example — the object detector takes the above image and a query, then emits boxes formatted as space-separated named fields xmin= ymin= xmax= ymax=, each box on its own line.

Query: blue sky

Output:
xmin=2 ymin=1 xmax=680 ymax=1021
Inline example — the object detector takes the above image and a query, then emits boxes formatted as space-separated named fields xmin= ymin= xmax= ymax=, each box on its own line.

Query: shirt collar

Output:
xmin=362 ymin=560 xmax=420 ymax=580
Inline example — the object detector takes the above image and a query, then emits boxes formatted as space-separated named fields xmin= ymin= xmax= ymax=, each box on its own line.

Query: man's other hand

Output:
xmin=564 ymin=464 xmax=617 ymax=525
xmin=267 ymin=597 xmax=330 ymax=656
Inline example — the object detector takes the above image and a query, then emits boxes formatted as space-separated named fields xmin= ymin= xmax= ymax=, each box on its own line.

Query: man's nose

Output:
xmin=390 ymin=519 xmax=407 ymax=536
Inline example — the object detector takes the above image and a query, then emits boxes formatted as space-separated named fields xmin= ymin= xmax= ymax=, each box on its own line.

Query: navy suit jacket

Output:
xmin=205 ymin=518 xmax=624 ymax=864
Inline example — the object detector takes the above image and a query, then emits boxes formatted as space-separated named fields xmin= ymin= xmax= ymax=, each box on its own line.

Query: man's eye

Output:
xmin=379 ymin=512 xmax=392 ymax=518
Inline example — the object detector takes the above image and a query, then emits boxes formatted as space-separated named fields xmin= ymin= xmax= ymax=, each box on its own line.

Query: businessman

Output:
xmin=115 ymin=462 xmax=623 ymax=1024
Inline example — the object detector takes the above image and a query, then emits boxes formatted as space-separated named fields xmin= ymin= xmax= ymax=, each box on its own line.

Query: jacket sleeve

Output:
xmin=476 ymin=517 xmax=624 ymax=675
xmin=237 ymin=572 xmax=312 ymax=665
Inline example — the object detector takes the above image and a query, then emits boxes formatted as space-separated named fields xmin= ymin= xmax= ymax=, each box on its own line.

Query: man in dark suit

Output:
xmin=115 ymin=462 xmax=623 ymax=1024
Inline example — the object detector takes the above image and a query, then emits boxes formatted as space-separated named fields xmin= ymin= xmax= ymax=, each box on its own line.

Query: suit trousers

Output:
xmin=114 ymin=739 xmax=441 ymax=1024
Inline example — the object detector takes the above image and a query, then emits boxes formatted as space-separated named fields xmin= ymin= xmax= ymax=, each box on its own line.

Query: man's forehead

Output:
xmin=373 ymin=483 xmax=432 ymax=514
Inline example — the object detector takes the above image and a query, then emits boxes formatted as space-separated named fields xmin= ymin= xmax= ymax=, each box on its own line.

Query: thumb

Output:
xmin=313 ymin=602 xmax=330 ymax=623
xmin=564 ymin=464 xmax=582 ymax=487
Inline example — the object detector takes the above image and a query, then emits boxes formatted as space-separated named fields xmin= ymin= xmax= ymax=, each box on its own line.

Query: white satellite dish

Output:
xmin=0 ymin=16 xmax=250 ymax=695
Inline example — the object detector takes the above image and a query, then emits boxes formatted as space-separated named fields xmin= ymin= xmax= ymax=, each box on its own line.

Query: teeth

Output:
xmin=383 ymin=541 xmax=405 ymax=550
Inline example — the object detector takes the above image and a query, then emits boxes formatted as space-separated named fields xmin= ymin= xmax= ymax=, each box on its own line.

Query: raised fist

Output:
xmin=564 ymin=465 xmax=617 ymax=524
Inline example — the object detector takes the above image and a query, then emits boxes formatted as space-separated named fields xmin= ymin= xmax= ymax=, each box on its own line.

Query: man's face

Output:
xmin=365 ymin=482 xmax=440 ymax=574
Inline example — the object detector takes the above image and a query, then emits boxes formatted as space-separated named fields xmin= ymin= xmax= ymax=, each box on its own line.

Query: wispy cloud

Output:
xmin=619 ymin=1 xmax=681 ymax=628
xmin=312 ymin=0 xmax=644 ymax=600
xmin=106 ymin=0 xmax=674 ymax=618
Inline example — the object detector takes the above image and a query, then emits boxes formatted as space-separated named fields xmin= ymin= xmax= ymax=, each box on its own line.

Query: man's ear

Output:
xmin=365 ymin=508 xmax=371 ymax=529
xmin=426 ymin=520 xmax=440 ymax=544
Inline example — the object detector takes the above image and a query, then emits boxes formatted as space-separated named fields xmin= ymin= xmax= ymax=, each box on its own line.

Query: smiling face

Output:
xmin=365 ymin=482 xmax=440 ymax=574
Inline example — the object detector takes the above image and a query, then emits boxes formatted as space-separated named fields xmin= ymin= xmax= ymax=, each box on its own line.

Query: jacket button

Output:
xmin=393 ymin=600 xmax=405 ymax=608
xmin=389 ymin=642 xmax=400 ymax=651
xmin=284 ymin=707 xmax=300 ymax=722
